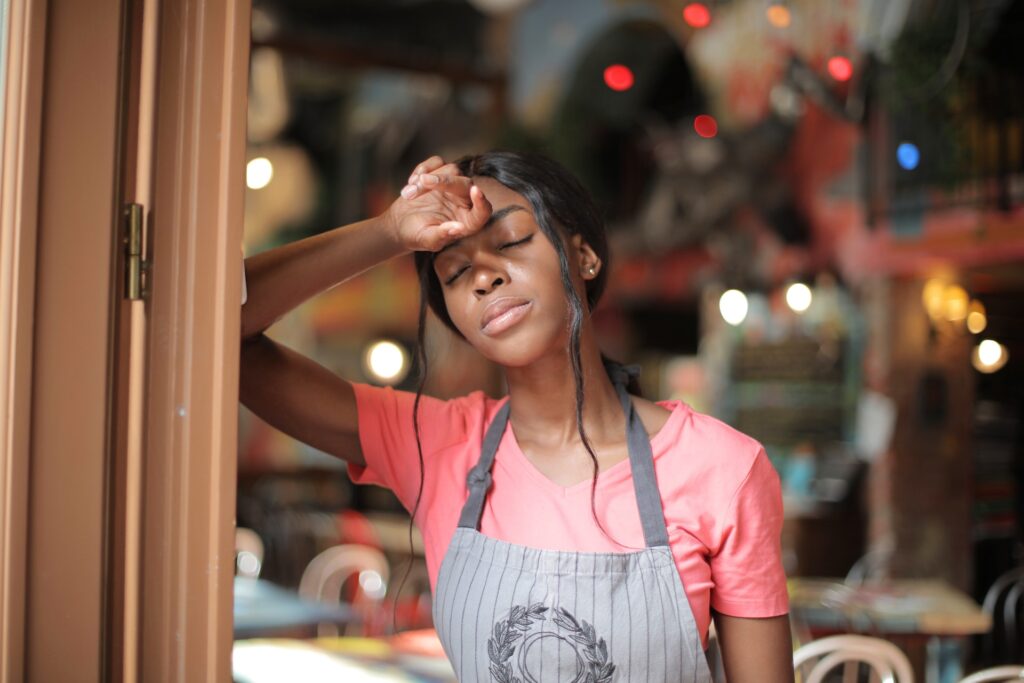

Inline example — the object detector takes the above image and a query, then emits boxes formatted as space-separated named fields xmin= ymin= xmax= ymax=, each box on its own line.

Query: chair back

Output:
xmin=235 ymin=527 xmax=264 ymax=579
xmin=983 ymin=568 xmax=1024 ymax=663
xmin=299 ymin=544 xmax=390 ymax=637
xmin=959 ymin=665 xmax=1024 ymax=683
xmin=794 ymin=634 xmax=914 ymax=683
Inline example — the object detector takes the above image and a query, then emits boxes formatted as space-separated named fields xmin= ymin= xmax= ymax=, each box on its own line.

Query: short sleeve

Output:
xmin=347 ymin=382 xmax=473 ymax=511
xmin=709 ymin=446 xmax=790 ymax=617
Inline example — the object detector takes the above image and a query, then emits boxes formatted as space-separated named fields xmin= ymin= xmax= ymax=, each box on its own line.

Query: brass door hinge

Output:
xmin=123 ymin=203 xmax=150 ymax=300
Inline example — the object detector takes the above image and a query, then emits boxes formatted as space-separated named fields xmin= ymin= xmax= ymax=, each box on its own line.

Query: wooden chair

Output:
xmin=794 ymin=634 xmax=914 ymax=683
xmin=299 ymin=544 xmax=390 ymax=637
xmin=234 ymin=526 xmax=265 ymax=579
xmin=960 ymin=666 xmax=1024 ymax=683
xmin=982 ymin=568 xmax=1024 ymax=663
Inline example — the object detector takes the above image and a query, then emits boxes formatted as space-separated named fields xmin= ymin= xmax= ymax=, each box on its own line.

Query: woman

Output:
xmin=240 ymin=151 xmax=794 ymax=682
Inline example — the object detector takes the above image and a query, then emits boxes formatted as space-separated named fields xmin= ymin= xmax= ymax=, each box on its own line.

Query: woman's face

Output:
xmin=432 ymin=176 xmax=601 ymax=367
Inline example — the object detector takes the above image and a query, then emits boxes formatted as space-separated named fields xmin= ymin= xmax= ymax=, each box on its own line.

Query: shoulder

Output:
xmin=650 ymin=399 xmax=773 ymax=499
xmin=352 ymin=382 xmax=503 ymax=450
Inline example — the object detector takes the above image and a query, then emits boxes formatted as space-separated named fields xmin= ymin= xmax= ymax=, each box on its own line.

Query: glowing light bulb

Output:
xmin=719 ymin=289 xmax=749 ymax=326
xmin=246 ymin=157 xmax=273 ymax=189
xmin=973 ymin=339 xmax=1008 ymax=373
xmin=785 ymin=282 xmax=812 ymax=312
xmin=365 ymin=340 xmax=409 ymax=384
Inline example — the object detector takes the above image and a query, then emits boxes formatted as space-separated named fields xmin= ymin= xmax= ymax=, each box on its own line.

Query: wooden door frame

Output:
xmin=0 ymin=0 xmax=46 ymax=681
xmin=139 ymin=0 xmax=249 ymax=679
xmin=0 ymin=0 xmax=249 ymax=679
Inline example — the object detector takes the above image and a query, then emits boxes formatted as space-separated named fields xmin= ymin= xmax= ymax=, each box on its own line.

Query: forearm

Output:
xmin=241 ymin=213 xmax=407 ymax=339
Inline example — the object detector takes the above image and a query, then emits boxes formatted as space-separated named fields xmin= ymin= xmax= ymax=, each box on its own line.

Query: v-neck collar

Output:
xmin=495 ymin=399 xmax=688 ymax=497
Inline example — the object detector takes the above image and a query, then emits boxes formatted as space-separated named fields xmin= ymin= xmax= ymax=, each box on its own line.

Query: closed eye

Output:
xmin=499 ymin=234 xmax=534 ymax=250
xmin=443 ymin=234 xmax=534 ymax=286
xmin=444 ymin=266 xmax=469 ymax=286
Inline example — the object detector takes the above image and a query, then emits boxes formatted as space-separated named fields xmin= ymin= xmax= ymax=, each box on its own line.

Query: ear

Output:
xmin=570 ymin=233 xmax=602 ymax=281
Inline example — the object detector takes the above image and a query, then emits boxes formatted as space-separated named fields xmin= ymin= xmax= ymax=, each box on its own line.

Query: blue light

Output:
xmin=897 ymin=142 xmax=920 ymax=170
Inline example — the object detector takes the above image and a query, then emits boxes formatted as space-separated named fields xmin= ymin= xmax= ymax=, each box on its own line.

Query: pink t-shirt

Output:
xmin=347 ymin=383 xmax=789 ymax=648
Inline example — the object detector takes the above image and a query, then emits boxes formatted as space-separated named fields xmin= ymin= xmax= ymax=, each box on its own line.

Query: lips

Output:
xmin=480 ymin=297 xmax=533 ymax=336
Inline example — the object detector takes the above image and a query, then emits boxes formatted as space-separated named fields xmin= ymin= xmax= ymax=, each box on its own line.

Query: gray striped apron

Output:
xmin=432 ymin=365 xmax=713 ymax=682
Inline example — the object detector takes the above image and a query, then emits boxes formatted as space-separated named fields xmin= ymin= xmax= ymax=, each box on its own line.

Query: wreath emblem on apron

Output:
xmin=487 ymin=602 xmax=616 ymax=683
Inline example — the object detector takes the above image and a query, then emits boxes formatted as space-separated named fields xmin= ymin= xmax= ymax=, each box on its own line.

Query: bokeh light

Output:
xmin=827 ymin=56 xmax=853 ymax=82
xmin=694 ymin=114 xmax=718 ymax=138
xmin=967 ymin=300 xmax=987 ymax=334
xmin=719 ymin=289 xmax=749 ymax=326
xmin=364 ymin=340 xmax=409 ymax=384
xmin=897 ymin=142 xmax=920 ymax=170
xmin=766 ymin=4 xmax=791 ymax=28
xmin=683 ymin=3 xmax=711 ymax=28
xmin=973 ymin=339 xmax=1009 ymax=373
xmin=603 ymin=64 xmax=634 ymax=92
xmin=246 ymin=157 xmax=274 ymax=189
xmin=785 ymin=283 xmax=813 ymax=313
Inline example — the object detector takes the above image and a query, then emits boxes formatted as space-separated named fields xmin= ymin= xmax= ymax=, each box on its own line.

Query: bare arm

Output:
xmin=239 ymin=158 xmax=491 ymax=465
xmin=714 ymin=612 xmax=794 ymax=683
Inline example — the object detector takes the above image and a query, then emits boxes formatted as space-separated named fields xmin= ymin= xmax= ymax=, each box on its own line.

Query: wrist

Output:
xmin=377 ymin=205 xmax=409 ymax=254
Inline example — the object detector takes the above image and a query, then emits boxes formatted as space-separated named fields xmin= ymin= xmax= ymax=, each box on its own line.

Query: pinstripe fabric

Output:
xmin=432 ymin=366 xmax=713 ymax=682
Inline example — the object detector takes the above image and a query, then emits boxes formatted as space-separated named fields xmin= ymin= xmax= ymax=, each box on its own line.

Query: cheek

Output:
xmin=439 ymin=289 xmax=473 ymax=336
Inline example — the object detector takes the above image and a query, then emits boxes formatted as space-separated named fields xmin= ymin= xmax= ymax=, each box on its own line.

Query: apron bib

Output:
xmin=432 ymin=365 xmax=713 ymax=682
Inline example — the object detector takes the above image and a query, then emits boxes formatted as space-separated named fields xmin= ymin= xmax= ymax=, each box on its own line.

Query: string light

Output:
xmin=694 ymin=114 xmax=718 ymax=138
xmin=603 ymin=64 xmax=634 ymax=91
xmin=683 ymin=3 xmax=711 ymax=28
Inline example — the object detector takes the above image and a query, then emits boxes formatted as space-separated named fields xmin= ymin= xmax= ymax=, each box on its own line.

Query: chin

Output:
xmin=469 ymin=324 xmax=569 ymax=369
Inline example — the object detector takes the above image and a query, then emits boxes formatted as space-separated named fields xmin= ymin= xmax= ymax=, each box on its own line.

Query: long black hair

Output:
xmin=390 ymin=151 xmax=641 ymax=631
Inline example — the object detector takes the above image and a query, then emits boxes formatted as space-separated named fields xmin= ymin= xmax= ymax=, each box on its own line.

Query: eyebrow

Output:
xmin=436 ymin=205 xmax=529 ymax=255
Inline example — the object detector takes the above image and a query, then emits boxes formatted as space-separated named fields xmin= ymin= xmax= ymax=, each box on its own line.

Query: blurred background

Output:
xmin=231 ymin=0 xmax=1024 ymax=680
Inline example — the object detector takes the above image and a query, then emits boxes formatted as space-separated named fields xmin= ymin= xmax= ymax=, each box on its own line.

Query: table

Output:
xmin=788 ymin=578 xmax=992 ymax=683
xmin=234 ymin=577 xmax=357 ymax=639
xmin=233 ymin=629 xmax=456 ymax=682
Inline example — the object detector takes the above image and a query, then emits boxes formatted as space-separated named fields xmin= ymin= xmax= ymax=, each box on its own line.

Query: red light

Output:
xmin=603 ymin=64 xmax=634 ymax=92
xmin=827 ymin=56 xmax=853 ymax=81
xmin=694 ymin=114 xmax=718 ymax=138
xmin=683 ymin=3 xmax=711 ymax=28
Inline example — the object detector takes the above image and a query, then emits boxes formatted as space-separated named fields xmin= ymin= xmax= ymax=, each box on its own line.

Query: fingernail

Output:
xmin=401 ymin=185 xmax=417 ymax=199
xmin=421 ymin=174 xmax=437 ymax=185
xmin=408 ymin=174 xmax=419 ymax=184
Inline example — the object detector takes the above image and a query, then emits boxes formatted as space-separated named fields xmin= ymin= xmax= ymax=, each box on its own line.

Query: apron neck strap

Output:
xmin=456 ymin=363 xmax=671 ymax=548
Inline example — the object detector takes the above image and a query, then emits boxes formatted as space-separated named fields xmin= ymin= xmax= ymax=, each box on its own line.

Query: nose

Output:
xmin=472 ymin=260 xmax=507 ymax=296
xmin=474 ymin=272 xmax=505 ymax=297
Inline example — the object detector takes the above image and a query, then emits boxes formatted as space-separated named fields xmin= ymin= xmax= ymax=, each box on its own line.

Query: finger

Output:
xmin=400 ymin=184 xmax=419 ymax=200
xmin=408 ymin=155 xmax=445 ymax=183
xmin=467 ymin=185 xmax=493 ymax=229
xmin=432 ymin=162 xmax=462 ymax=177
xmin=424 ymin=175 xmax=475 ymax=208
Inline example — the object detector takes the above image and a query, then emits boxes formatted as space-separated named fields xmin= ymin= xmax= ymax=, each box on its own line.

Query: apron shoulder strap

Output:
xmin=457 ymin=400 xmax=510 ymax=530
